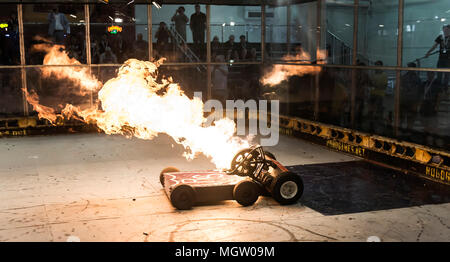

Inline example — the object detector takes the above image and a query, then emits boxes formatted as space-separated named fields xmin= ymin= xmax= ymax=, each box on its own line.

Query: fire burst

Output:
xmin=26 ymin=40 xmax=251 ymax=169
xmin=261 ymin=49 xmax=327 ymax=86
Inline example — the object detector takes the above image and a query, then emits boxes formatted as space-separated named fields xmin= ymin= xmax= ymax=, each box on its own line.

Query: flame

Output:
xmin=31 ymin=39 xmax=102 ymax=96
xmin=261 ymin=49 xmax=327 ymax=86
xmin=26 ymin=41 xmax=251 ymax=169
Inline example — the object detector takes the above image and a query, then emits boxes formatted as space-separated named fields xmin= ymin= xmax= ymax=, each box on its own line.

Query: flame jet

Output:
xmin=26 ymin=40 xmax=251 ymax=169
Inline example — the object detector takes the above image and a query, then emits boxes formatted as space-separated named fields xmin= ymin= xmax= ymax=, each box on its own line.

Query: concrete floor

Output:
xmin=0 ymin=133 xmax=449 ymax=242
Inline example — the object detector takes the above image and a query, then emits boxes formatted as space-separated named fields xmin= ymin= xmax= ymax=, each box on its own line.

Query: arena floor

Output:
xmin=0 ymin=133 xmax=449 ymax=242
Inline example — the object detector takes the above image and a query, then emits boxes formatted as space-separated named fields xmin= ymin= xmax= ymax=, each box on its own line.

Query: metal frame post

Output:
xmin=350 ymin=0 xmax=359 ymax=128
xmin=394 ymin=0 xmax=404 ymax=136
xmin=287 ymin=4 xmax=291 ymax=55
xmin=84 ymin=4 xmax=93 ymax=106
xmin=206 ymin=4 xmax=211 ymax=100
xmin=18 ymin=4 xmax=28 ymax=116
xmin=261 ymin=3 xmax=266 ymax=63
xmin=314 ymin=0 xmax=322 ymax=121
xmin=148 ymin=4 xmax=152 ymax=60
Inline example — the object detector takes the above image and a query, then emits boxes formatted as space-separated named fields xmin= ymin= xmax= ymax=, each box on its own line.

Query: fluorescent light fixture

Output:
xmin=416 ymin=20 xmax=420 ymax=23
xmin=435 ymin=16 xmax=439 ymax=19
xmin=345 ymin=23 xmax=350 ymax=27
xmin=152 ymin=1 xmax=162 ymax=9
xmin=222 ymin=23 xmax=226 ymax=27
xmin=70 ymin=14 xmax=77 ymax=19
xmin=230 ymin=21 xmax=235 ymax=26
xmin=441 ymin=18 xmax=446 ymax=22
xmin=108 ymin=16 xmax=113 ymax=21
xmin=115 ymin=18 xmax=123 ymax=23
xmin=127 ymin=0 xmax=135 ymax=5
xmin=379 ymin=24 xmax=384 ymax=27
xmin=80 ymin=20 xmax=85 ymax=23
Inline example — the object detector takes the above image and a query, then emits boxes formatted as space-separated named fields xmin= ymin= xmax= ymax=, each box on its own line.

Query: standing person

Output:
xmin=211 ymin=36 xmax=222 ymax=57
xmin=425 ymin=24 xmax=450 ymax=92
xmin=223 ymin=35 xmax=236 ymax=54
xmin=155 ymin=22 xmax=171 ymax=58
xmin=213 ymin=55 xmax=229 ymax=104
xmin=171 ymin=6 xmax=189 ymax=42
xmin=355 ymin=62 xmax=370 ymax=129
xmin=368 ymin=60 xmax=388 ymax=132
xmin=190 ymin=4 xmax=206 ymax=45
xmin=99 ymin=33 xmax=110 ymax=54
xmin=48 ymin=7 xmax=70 ymax=44
xmin=237 ymin=35 xmax=248 ymax=59
xmin=419 ymin=71 xmax=443 ymax=145
xmin=400 ymin=62 xmax=422 ymax=133
xmin=133 ymin=33 xmax=148 ymax=59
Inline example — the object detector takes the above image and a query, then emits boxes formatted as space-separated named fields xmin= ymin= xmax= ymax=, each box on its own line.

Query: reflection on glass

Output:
xmin=90 ymin=3 xmax=148 ymax=64
xmin=152 ymin=4 xmax=207 ymax=62
xmin=324 ymin=1 xmax=354 ymax=65
xmin=357 ymin=1 xmax=398 ymax=66
xmin=0 ymin=5 xmax=20 ymax=65
xmin=23 ymin=4 xmax=86 ymax=64
xmin=0 ymin=69 xmax=23 ymax=117
xmin=399 ymin=68 xmax=449 ymax=150
xmin=318 ymin=68 xmax=351 ymax=127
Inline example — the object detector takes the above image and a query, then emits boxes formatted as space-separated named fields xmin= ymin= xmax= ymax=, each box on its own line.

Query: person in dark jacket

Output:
xmin=190 ymin=4 xmax=206 ymax=45
xmin=400 ymin=62 xmax=422 ymax=131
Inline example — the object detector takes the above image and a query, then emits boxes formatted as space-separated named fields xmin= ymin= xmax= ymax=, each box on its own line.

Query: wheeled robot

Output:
xmin=160 ymin=146 xmax=304 ymax=210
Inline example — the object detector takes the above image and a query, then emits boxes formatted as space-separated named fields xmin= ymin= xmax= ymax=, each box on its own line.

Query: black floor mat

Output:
xmin=287 ymin=161 xmax=450 ymax=215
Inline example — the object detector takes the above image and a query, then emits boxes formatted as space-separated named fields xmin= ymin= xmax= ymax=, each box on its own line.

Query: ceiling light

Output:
xmin=152 ymin=0 xmax=163 ymax=9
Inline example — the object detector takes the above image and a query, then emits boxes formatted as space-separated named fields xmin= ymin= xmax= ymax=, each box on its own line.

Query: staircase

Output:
xmin=168 ymin=25 xmax=206 ymax=72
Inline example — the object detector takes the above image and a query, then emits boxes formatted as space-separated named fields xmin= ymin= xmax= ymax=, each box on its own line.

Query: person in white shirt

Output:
xmin=48 ymin=7 xmax=70 ymax=44
xmin=213 ymin=55 xmax=229 ymax=104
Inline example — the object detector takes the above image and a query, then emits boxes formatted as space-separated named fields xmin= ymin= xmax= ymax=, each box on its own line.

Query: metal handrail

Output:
xmin=168 ymin=25 xmax=206 ymax=72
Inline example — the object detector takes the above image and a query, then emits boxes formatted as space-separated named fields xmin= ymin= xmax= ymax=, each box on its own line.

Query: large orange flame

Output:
xmin=25 ymin=41 xmax=251 ymax=169
xmin=261 ymin=49 xmax=327 ymax=86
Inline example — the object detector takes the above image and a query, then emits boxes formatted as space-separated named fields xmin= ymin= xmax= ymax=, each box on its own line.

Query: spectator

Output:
xmin=425 ymin=24 xmax=450 ymax=92
xmin=419 ymin=71 xmax=443 ymax=145
xmin=99 ymin=47 xmax=117 ymax=64
xmin=171 ymin=6 xmax=189 ymax=42
xmin=7 ymin=12 xmax=18 ymax=34
xmin=223 ymin=35 xmax=236 ymax=55
xmin=237 ymin=35 xmax=249 ymax=59
xmin=48 ymin=7 xmax=70 ymax=44
xmin=99 ymin=47 xmax=117 ymax=82
xmin=155 ymin=22 xmax=171 ymax=57
xmin=213 ymin=55 xmax=229 ymax=104
xmin=368 ymin=60 xmax=388 ymax=132
xmin=355 ymin=62 xmax=370 ymax=127
xmin=99 ymin=33 xmax=110 ymax=54
xmin=190 ymin=4 xmax=206 ymax=45
xmin=400 ymin=62 xmax=422 ymax=132
xmin=112 ymin=33 xmax=126 ymax=63
xmin=211 ymin=36 xmax=222 ymax=57
xmin=91 ymin=39 xmax=101 ymax=64
xmin=243 ymin=48 xmax=261 ymax=100
xmin=133 ymin=33 xmax=148 ymax=59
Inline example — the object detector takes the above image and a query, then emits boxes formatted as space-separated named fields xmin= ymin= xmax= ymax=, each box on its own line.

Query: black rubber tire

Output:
xmin=233 ymin=180 xmax=260 ymax=206
xmin=230 ymin=148 xmax=261 ymax=176
xmin=160 ymin=167 xmax=180 ymax=186
xmin=271 ymin=172 xmax=304 ymax=205
xmin=170 ymin=184 xmax=196 ymax=210
xmin=264 ymin=151 xmax=276 ymax=160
